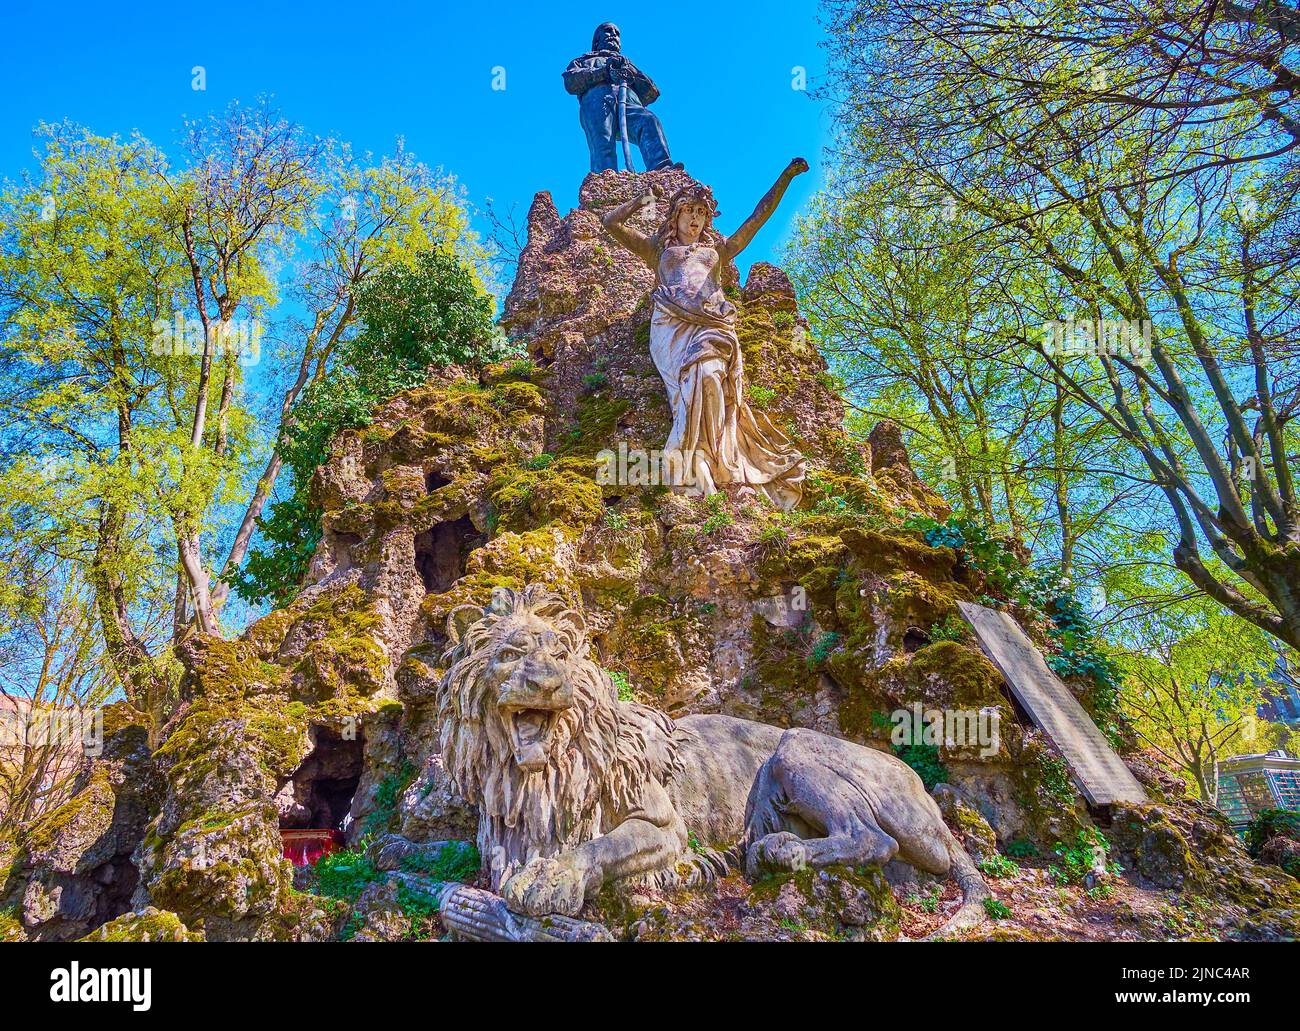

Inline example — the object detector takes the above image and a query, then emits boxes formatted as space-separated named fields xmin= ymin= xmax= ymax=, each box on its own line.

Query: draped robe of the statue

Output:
xmin=648 ymin=241 xmax=806 ymax=510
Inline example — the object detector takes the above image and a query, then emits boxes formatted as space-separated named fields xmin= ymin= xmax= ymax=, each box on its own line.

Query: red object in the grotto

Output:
xmin=281 ymin=828 xmax=344 ymax=867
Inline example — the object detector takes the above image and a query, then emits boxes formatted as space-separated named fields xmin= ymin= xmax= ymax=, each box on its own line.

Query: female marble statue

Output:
xmin=601 ymin=159 xmax=810 ymax=510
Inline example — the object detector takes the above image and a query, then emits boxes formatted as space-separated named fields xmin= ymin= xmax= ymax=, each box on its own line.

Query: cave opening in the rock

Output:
xmin=902 ymin=627 xmax=930 ymax=654
xmin=92 ymin=858 xmax=140 ymax=928
xmin=414 ymin=515 xmax=479 ymax=594
xmin=279 ymin=727 xmax=365 ymax=833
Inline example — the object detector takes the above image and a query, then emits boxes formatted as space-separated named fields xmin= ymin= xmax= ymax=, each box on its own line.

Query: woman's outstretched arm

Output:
xmin=721 ymin=158 xmax=810 ymax=260
xmin=601 ymin=187 xmax=661 ymax=268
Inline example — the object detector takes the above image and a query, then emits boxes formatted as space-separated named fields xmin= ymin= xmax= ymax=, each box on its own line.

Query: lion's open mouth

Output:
xmin=505 ymin=708 xmax=556 ymax=771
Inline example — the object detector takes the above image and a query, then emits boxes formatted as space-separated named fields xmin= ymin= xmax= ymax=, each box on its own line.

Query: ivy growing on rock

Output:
xmin=904 ymin=514 xmax=1124 ymax=743
xmin=894 ymin=743 xmax=949 ymax=790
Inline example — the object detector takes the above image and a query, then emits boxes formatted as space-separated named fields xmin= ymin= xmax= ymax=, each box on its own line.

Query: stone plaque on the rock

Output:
xmin=957 ymin=601 xmax=1146 ymax=807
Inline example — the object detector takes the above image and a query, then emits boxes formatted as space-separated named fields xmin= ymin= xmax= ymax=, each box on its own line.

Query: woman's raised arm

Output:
xmin=721 ymin=158 xmax=809 ymax=261
xmin=601 ymin=187 xmax=661 ymax=268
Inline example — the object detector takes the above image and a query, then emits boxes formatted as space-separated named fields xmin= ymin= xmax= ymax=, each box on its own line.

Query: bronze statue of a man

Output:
xmin=563 ymin=23 xmax=681 ymax=174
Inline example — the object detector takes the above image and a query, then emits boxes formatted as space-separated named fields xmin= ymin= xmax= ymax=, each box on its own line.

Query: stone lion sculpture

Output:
xmin=437 ymin=586 xmax=989 ymax=935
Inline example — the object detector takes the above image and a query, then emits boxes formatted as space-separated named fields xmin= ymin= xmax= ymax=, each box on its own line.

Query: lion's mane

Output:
xmin=436 ymin=586 xmax=681 ymax=889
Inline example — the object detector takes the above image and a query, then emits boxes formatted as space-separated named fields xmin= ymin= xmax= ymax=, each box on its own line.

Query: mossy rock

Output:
xmin=748 ymin=863 xmax=901 ymax=940
xmin=420 ymin=529 xmax=582 ymax=631
xmin=933 ymin=784 xmax=998 ymax=863
xmin=79 ymin=907 xmax=203 ymax=942
xmin=555 ymin=391 xmax=634 ymax=457
xmin=746 ymin=616 xmax=823 ymax=721
xmin=155 ymin=696 xmax=312 ymax=786
xmin=489 ymin=378 xmax=548 ymax=414
xmin=610 ymin=609 xmax=708 ymax=707
xmin=801 ymin=470 xmax=882 ymax=516
xmin=760 ymin=532 xmax=851 ymax=612
xmin=0 ymin=906 xmax=24 ymax=942
xmin=490 ymin=463 xmax=603 ymax=533
xmin=17 ymin=765 xmax=118 ymax=865
xmin=906 ymin=641 xmax=1006 ymax=710
xmin=180 ymin=635 xmax=290 ymax=704
xmin=287 ymin=586 xmax=387 ymax=703
xmin=1111 ymin=800 xmax=1300 ymax=923
xmin=831 ymin=641 xmax=1008 ymax=754
xmin=835 ymin=660 xmax=899 ymax=742
xmin=1109 ymin=805 xmax=1194 ymax=889
xmin=841 ymin=525 xmax=960 ymax=578
xmin=98 ymin=701 xmax=151 ymax=739
xmin=145 ymin=815 xmax=288 ymax=927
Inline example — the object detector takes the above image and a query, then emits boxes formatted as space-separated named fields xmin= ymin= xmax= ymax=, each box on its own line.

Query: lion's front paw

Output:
xmin=745 ymin=831 xmax=809 ymax=878
xmin=502 ymin=855 xmax=589 ymax=917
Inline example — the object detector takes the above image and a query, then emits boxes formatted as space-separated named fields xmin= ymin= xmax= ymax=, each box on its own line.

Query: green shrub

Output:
xmin=928 ymin=614 xmax=968 ymax=643
xmin=806 ymin=630 xmax=841 ymax=669
xmin=309 ymin=846 xmax=381 ymax=902
xmin=908 ymin=886 xmax=942 ymax=913
xmin=606 ymin=670 xmax=634 ymax=702
xmin=1036 ymin=751 xmax=1075 ymax=806
xmin=503 ymin=357 xmax=537 ymax=379
xmin=226 ymin=495 xmax=323 ymax=611
xmin=1049 ymin=827 xmax=1114 ymax=886
xmin=895 ymin=742 xmax=949 ymax=789
xmin=983 ymin=897 xmax=1012 ymax=919
xmin=699 ymin=492 xmax=734 ymax=535
xmin=977 ymin=853 xmax=1019 ymax=879
xmin=1246 ymin=808 xmax=1300 ymax=875
xmin=398 ymin=840 xmax=480 ymax=882
xmin=1005 ymin=837 xmax=1037 ymax=859
xmin=348 ymin=250 xmax=503 ymax=385
xmin=361 ymin=759 xmax=417 ymax=838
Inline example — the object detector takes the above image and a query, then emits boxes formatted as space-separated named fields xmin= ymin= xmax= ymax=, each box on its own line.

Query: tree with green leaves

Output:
xmin=1117 ymin=596 xmax=1280 ymax=801
xmin=787 ymin=171 xmax=1161 ymax=580
xmin=0 ymin=566 xmax=116 ymax=830
xmin=0 ymin=102 xmax=490 ymax=716
xmin=0 ymin=125 xmax=184 ymax=710
xmin=811 ymin=0 xmax=1300 ymax=652
xmin=206 ymin=136 xmax=488 ymax=621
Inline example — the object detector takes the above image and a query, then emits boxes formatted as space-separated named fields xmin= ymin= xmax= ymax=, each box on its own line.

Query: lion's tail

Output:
xmin=929 ymin=829 xmax=991 ymax=940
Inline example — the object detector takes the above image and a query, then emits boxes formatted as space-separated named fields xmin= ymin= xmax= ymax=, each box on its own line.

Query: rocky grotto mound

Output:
xmin=4 ymin=169 xmax=1298 ymax=942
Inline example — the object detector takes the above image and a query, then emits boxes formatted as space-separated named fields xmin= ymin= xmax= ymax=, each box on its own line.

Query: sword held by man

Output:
xmin=610 ymin=54 xmax=635 ymax=173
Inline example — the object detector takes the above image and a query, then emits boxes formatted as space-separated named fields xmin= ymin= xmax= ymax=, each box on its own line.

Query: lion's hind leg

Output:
xmin=743 ymin=728 xmax=900 ymax=878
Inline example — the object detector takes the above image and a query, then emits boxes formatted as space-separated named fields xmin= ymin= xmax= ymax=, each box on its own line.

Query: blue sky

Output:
xmin=0 ymin=0 xmax=833 ymax=278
